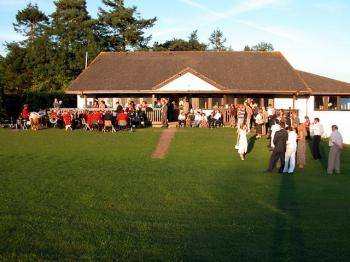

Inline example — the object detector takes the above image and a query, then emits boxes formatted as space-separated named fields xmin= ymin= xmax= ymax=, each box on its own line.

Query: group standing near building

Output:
xmin=230 ymin=99 xmax=344 ymax=175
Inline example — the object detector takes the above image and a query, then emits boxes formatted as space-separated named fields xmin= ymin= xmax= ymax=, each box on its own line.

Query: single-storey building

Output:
xmin=66 ymin=51 xmax=350 ymax=143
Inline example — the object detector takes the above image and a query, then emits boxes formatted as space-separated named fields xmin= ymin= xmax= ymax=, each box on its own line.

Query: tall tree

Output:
xmin=209 ymin=29 xmax=227 ymax=51
xmin=251 ymin=42 xmax=274 ymax=52
xmin=0 ymin=55 xmax=5 ymax=120
xmin=51 ymin=0 xmax=102 ymax=86
xmin=98 ymin=0 xmax=157 ymax=51
xmin=13 ymin=3 xmax=49 ymax=40
xmin=1 ymin=43 xmax=32 ymax=95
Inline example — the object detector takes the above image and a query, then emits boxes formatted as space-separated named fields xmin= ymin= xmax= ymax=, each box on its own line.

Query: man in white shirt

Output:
xmin=193 ymin=111 xmax=202 ymax=127
xmin=327 ymin=125 xmax=343 ymax=175
xmin=310 ymin=118 xmax=324 ymax=160
xmin=214 ymin=110 xmax=222 ymax=126
xmin=267 ymin=104 xmax=275 ymax=117
xmin=178 ymin=111 xmax=186 ymax=127
xmin=214 ymin=110 xmax=222 ymax=121
xmin=283 ymin=127 xmax=298 ymax=174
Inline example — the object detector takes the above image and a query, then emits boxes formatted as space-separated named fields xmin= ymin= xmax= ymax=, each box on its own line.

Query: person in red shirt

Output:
xmin=117 ymin=111 xmax=128 ymax=121
xmin=117 ymin=110 xmax=128 ymax=128
xmin=87 ymin=112 xmax=94 ymax=126
xmin=63 ymin=112 xmax=71 ymax=126
xmin=21 ymin=104 xmax=30 ymax=120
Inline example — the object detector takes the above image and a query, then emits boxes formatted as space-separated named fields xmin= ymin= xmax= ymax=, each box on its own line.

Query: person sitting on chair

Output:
xmin=200 ymin=113 xmax=209 ymax=128
xmin=178 ymin=111 xmax=186 ymax=127
xmin=214 ymin=110 xmax=222 ymax=127
xmin=62 ymin=111 xmax=72 ymax=131
xmin=117 ymin=110 xmax=128 ymax=129
xmin=103 ymin=111 xmax=112 ymax=121
xmin=193 ymin=111 xmax=202 ymax=127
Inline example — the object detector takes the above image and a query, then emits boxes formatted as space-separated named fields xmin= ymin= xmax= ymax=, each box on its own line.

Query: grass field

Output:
xmin=0 ymin=128 xmax=350 ymax=261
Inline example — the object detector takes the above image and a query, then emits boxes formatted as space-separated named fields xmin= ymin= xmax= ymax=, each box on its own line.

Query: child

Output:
xmin=236 ymin=124 xmax=248 ymax=160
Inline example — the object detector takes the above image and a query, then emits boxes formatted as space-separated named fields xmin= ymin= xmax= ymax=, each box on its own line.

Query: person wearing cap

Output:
xmin=327 ymin=125 xmax=343 ymax=175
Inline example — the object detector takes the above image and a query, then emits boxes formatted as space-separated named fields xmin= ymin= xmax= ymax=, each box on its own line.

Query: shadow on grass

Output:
xmin=247 ymin=135 xmax=257 ymax=154
xmin=271 ymin=175 xmax=305 ymax=261
xmin=307 ymin=138 xmax=328 ymax=171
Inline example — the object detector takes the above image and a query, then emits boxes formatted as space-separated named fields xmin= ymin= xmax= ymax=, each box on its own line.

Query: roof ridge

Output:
xmin=100 ymin=50 xmax=283 ymax=55
xmin=278 ymin=53 xmax=312 ymax=93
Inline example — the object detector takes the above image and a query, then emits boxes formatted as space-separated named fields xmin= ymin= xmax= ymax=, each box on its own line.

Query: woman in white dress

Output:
xmin=236 ymin=124 xmax=248 ymax=160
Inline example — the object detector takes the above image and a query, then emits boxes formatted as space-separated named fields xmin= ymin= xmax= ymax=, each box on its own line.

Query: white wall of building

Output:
xmin=157 ymin=72 xmax=221 ymax=92
xmin=77 ymin=95 xmax=95 ymax=109
xmin=77 ymin=95 xmax=85 ymax=109
xmin=307 ymin=96 xmax=350 ymax=144
xmin=274 ymin=96 xmax=350 ymax=144
xmin=275 ymin=96 xmax=350 ymax=144
xmin=274 ymin=98 xmax=294 ymax=110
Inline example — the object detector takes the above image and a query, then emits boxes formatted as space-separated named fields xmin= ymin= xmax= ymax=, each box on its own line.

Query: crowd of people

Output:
xmin=157 ymin=97 xmax=225 ymax=128
xmin=12 ymin=97 xmax=346 ymax=175
xmin=18 ymin=99 xmax=152 ymax=132
xmin=231 ymin=99 xmax=344 ymax=175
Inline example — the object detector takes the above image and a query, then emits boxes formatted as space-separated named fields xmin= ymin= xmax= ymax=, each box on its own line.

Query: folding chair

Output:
xmin=81 ymin=118 xmax=92 ymax=131
xmin=118 ymin=120 xmax=128 ymax=131
xmin=65 ymin=123 xmax=72 ymax=131
xmin=103 ymin=120 xmax=116 ymax=133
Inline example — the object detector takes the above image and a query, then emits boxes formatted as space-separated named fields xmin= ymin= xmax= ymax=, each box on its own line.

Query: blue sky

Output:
xmin=0 ymin=0 xmax=349 ymax=82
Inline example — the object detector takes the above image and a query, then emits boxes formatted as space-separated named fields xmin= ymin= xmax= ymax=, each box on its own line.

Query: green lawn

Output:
xmin=0 ymin=128 xmax=349 ymax=261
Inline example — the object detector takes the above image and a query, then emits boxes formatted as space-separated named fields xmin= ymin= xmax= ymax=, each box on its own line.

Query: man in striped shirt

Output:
xmin=236 ymin=105 xmax=246 ymax=128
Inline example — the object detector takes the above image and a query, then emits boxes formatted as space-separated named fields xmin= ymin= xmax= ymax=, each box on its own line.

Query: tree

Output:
xmin=188 ymin=30 xmax=207 ymax=51
xmin=98 ymin=0 xmax=157 ymax=51
xmin=13 ymin=3 xmax=49 ymax=40
xmin=51 ymin=0 xmax=102 ymax=86
xmin=209 ymin=29 xmax=227 ymax=51
xmin=152 ymin=30 xmax=207 ymax=51
xmin=1 ymin=43 xmax=32 ymax=95
xmin=0 ymin=55 xmax=5 ymax=120
xmin=243 ymin=45 xmax=251 ymax=51
xmin=251 ymin=42 xmax=274 ymax=52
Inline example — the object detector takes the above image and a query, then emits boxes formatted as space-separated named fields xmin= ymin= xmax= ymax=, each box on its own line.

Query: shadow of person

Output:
xmin=247 ymin=135 xmax=257 ymax=154
xmin=271 ymin=175 xmax=305 ymax=261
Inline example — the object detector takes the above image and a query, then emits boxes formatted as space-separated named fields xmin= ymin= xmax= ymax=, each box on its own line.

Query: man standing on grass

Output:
xmin=161 ymin=98 xmax=168 ymax=128
xmin=310 ymin=118 xmax=324 ymax=160
xmin=245 ymin=101 xmax=253 ymax=132
xmin=265 ymin=122 xmax=288 ymax=173
xmin=327 ymin=125 xmax=343 ymax=175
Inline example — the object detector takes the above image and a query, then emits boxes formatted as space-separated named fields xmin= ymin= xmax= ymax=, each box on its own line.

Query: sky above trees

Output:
xmin=0 ymin=0 xmax=349 ymax=82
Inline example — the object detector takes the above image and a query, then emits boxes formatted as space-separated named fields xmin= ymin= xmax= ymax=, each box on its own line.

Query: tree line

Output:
xmin=0 ymin=0 xmax=274 ymax=110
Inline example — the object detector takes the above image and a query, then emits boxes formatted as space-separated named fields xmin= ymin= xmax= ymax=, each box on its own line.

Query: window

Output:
xmin=340 ymin=97 xmax=350 ymax=110
xmin=327 ymin=96 xmax=338 ymax=110
xmin=199 ymin=97 xmax=208 ymax=109
xmin=314 ymin=95 xmax=350 ymax=111
xmin=315 ymin=96 xmax=324 ymax=110
xmin=141 ymin=97 xmax=154 ymax=105
xmin=212 ymin=97 xmax=222 ymax=107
